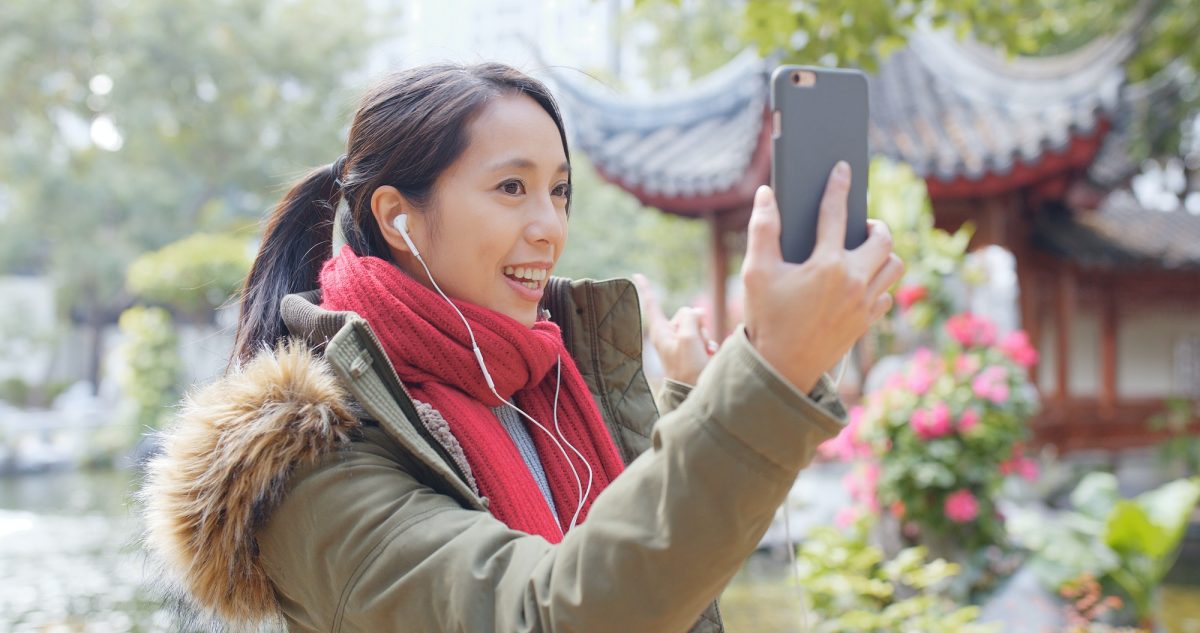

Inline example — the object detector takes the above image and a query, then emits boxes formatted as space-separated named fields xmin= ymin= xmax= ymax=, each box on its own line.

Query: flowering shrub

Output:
xmin=867 ymin=158 xmax=974 ymax=336
xmin=822 ymin=312 xmax=1041 ymax=552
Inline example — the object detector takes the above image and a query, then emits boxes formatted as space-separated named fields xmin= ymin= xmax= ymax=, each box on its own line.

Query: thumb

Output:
xmin=745 ymin=185 xmax=783 ymax=270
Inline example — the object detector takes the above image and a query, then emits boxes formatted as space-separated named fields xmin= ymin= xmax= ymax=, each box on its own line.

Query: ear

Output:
xmin=370 ymin=185 xmax=424 ymax=255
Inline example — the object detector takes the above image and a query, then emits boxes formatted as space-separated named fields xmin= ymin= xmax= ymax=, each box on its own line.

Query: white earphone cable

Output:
xmin=402 ymin=219 xmax=588 ymax=536
xmin=783 ymin=350 xmax=849 ymax=632
xmin=552 ymin=355 xmax=594 ymax=531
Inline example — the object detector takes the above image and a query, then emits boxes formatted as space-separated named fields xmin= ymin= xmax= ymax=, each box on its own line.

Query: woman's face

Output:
xmin=375 ymin=93 xmax=570 ymax=327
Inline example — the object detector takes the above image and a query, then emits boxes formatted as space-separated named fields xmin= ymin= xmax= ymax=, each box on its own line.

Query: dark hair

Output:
xmin=232 ymin=63 xmax=571 ymax=365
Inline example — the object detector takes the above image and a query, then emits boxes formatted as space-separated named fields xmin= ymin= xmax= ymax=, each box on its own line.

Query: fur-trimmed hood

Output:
xmin=141 ymin=341 xmax=359 ymax=627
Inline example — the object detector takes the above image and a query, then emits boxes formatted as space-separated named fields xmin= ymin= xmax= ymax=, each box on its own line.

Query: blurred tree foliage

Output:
xmin=626 ymin=0 xmax=745 ymax=90
xmin=0 ymin=0 xmax=384 ymax=386
xmin=633 ymin=0 xmax=1197 ymax=160
xmin=126 ymin=232 xmax=253 ymax=322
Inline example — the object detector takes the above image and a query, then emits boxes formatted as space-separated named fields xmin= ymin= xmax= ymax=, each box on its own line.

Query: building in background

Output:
xmin=549 ymin=25 xmax=1200 ymax=451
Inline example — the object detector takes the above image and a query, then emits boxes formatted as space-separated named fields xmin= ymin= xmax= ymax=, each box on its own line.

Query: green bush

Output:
xmin=0 ymin=377 xmax=31 ymax=407
xmin=126 ymin=232 xmax=252 ymax=318
xmin=1148 ymin=398 xmax=1200 ymax=476
xmin=115 ymin=306 xmax=182 ymax=437
xmin=0 ymin=377 xmax=73 ymax=408
xmin=795 ymin=522 xmax=996 ymax=632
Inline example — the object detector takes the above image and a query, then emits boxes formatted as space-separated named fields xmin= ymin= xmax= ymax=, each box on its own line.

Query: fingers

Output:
xmin=672 ymin=306 xmax=703 ymax=339
xmin=744 ymin=185 xmax=783 ymax=273
xmin=852 ymin=219 xmax=894 ymax=278
xmin=866 ymin=253 xmax=905 ymax=299
xmin=813 ymin=161 xmax=851 ymax=257
xmin=633 ymin=273 xmax=670 ymax=331
xmin=868 ymin=291 xmax=894 ymax=323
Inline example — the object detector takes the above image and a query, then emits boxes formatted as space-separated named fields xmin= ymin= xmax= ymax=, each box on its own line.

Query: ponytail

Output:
xmin=231 ymin=161 xmax=341 ymax=366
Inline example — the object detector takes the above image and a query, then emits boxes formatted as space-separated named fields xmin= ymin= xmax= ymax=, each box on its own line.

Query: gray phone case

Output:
xmin=769 ymin=66 xmax=869 ymax=263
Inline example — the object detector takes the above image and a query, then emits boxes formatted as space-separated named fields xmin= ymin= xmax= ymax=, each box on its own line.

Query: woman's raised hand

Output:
xmin=634 ymin=273 xmax=717 ymax=386
xmin=742 ymin=162 xmax=903 ymax=393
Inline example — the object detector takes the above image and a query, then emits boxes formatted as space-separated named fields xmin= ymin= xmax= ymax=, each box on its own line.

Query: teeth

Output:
xmin=503 ymin=266 xmax=548 ymax=281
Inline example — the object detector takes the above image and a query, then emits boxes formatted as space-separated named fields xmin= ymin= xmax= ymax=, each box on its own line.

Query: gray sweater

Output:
xmin=492 ymin=405 xmax=559 ymax=517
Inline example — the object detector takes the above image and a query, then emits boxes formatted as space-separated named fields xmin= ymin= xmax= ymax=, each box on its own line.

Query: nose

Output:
xmin=525 ymin=194 xmax=567 ymax=248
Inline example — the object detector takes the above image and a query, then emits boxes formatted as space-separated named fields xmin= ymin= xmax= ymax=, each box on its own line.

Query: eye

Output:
xmin=500 ymin=179 xmax=525 ymax=195
xmin=552 ymin=182 xmax=571 ymax=198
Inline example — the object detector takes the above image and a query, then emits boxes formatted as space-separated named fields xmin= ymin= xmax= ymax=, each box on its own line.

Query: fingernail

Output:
xmin=833 ymin=161 xmax=850 ymax=181
xmin=754 ymin=185 xmax=772 ymax=208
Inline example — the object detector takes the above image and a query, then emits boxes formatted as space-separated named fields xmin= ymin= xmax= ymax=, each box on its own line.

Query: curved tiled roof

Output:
xmin=548 ymin=26 xmax=1143 ymax=212
xmin=1034 ymin=191 xmax=1200 ymax=270
xmin=547 ymin=50 xmax=770 ymax=215
xmin=868 ymin=28 xmax=1133 ymax=182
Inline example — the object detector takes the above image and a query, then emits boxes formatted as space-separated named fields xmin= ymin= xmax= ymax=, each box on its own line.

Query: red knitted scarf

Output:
xmin=318 ymin=245 xmax=625 ymax=542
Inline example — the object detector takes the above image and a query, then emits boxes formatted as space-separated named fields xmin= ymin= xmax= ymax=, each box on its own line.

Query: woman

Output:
xmin=142 ymin=63 xmax=901 ymax=632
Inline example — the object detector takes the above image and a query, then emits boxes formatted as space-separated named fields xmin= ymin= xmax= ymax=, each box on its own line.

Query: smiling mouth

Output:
xmin=504 ymin=266 xmax=547 ymax=290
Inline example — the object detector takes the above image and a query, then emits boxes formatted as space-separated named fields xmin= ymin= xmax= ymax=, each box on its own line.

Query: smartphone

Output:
xmin=769 ymin=66 xmax=870 ymax=264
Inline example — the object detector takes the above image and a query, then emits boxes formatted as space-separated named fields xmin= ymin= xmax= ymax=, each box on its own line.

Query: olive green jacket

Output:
xmin=142 ymin=277 xmax=846 ymax=632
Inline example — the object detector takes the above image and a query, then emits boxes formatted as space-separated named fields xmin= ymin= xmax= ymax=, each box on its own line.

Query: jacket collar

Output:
xmin=281 ymin=289 xmax=483 ymax=506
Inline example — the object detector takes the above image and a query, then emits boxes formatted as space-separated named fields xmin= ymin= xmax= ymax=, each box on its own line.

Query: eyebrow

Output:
xmin=487 ymin=157 xmax=570 ymax=175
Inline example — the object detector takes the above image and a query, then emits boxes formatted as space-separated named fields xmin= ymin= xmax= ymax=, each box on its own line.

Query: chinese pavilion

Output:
xmin=547 ymin=27 xmax=1200 ymax=450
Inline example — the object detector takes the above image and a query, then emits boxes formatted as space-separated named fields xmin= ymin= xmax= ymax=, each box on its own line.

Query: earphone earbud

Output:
xmin=393 ymin=213 xmax=421 ymax=257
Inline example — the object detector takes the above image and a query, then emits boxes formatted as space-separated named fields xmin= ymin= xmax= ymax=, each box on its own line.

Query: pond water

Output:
xmin=1 ymin=468 xmax=1198 ymax=632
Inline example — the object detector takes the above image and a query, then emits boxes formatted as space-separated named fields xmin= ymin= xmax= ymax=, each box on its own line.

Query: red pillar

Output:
xmin=707 ymin=211 xmax=729 ymax=338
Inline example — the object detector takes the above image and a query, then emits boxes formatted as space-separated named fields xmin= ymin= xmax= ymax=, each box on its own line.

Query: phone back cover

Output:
xmin=770 ymin=66 xmax=869 ymax=263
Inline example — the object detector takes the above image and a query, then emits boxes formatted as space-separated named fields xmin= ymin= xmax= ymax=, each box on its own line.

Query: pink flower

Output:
xmin=912 ymin=402 xmax=953 ymax=440
xmin=957 ymin=409 xmax=980 ymax=433
xmin=896 ymin=284 xmax=928 ymax=310
xmin=944 ymin=489 xmax=979 ymax=523
xmin=945 ymin=313 xmax=997 ymax=348
xmin=1000 ymin=331 xmax=1039 ymax=368
xmin=1000 ymin=454 xmax=1040 ymax=482
xmin=972 ymin=366 xmax=1011 ymax=404
xmin=835 ymin=506 xmax=861 ymax=529
xmin=954 ymin=353 xmax=981 ymax=378
xmin=904 ymin=348 xmax=943 ymax=396
xmin=843 ymin=463 xmax=880 ymax=513
xmin=906 ymin=366 xmax=935 ymax=395
xmin=819 ymin=406 xmax=873 ymax=461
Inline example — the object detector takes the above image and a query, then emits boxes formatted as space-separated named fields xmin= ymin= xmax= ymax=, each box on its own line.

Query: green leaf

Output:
xmin=1105 ymin=500 xmax=1169 ymax=559
xmin=1134 ymin=477 xmax=1200 ymax=559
